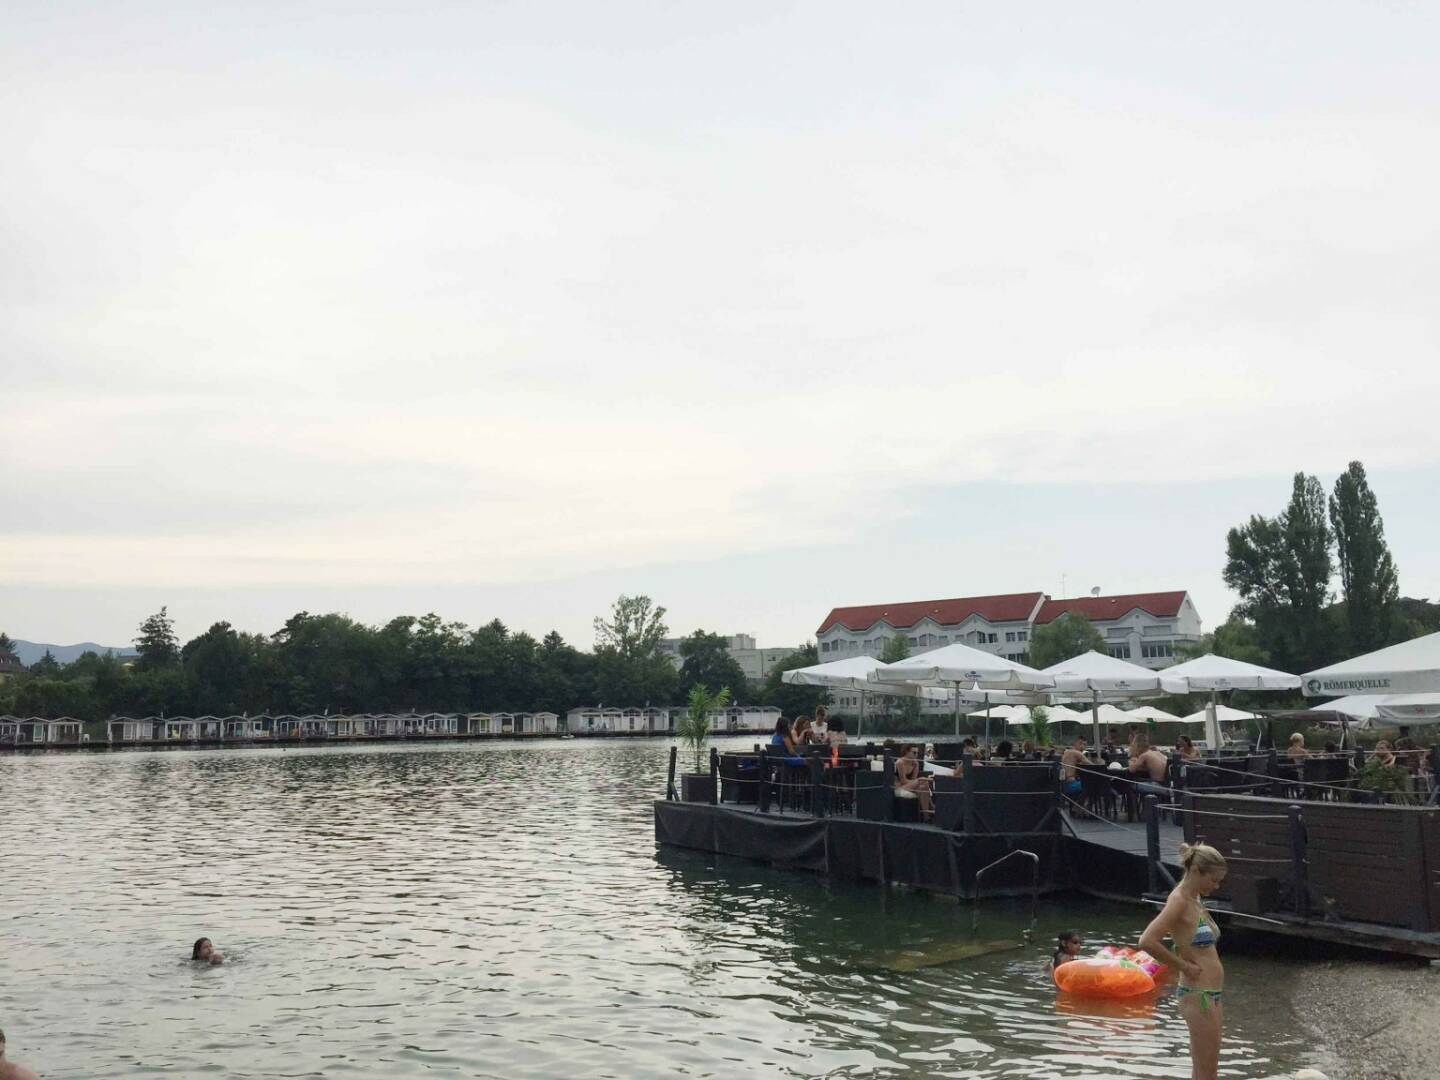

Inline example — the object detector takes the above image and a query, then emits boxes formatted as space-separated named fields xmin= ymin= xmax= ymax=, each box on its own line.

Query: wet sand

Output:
xmin=1294 ymin=953 xmax=1440 ymax=1079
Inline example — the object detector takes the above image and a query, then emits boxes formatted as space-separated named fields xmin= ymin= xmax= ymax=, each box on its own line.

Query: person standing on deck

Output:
xmin=1139 ymin=843 xmax=1228 ymax=1080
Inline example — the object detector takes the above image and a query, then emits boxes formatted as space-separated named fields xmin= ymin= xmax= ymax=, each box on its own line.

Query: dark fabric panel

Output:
xmin=828 ymin=819 xmax=886 ymax=883
xmin=714 ymin=810 xmax=828 ymax=872
xmin=884 ymin=826 xmax=956 ymax=893
xmin=654 ymin=801 xmax=717 ymax=852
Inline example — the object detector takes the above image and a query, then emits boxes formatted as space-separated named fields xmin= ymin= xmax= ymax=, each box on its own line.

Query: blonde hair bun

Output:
xmin=1178 ymin=841 xmax=1226 ymax=875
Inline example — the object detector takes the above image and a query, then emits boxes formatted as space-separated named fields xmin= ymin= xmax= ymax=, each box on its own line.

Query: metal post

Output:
xmin=809 ymin=754 xmax=825 ymax=818
xmin=666 ymin=745 xmax=678 ymax=801
xmin=1288 ymin=803 xmax=1309 ymax=916
xmin=758 ymin=748 xmax=771 ymax=813
xmin=709 ymin=746 xmax=719 ymax=805
xmin=1144 ymin=795 xmax=1162 ymax=895
xmin=961 ymin=750 xmax=976 ymax=834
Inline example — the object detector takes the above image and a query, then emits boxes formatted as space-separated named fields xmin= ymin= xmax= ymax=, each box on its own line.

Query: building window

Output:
xmin=1108 ymin=644 xmax=1131 ymax=659
xmin=939 ymin=635 xmax=949 ymax=644
xmin=1142 ymin=642 xmax=1175 ymax=659
xmin=1006 ymin=652 xmax=1026 ymax=662
xmin=1017 ymin=631 xmax=1028 ymax=642
xmin=1005 ymin=631 xmax=1016 ymax=642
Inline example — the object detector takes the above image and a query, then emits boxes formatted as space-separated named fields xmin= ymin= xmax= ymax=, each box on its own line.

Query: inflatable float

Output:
xmin=1053 ymin=946 xmax=1167 ymax=999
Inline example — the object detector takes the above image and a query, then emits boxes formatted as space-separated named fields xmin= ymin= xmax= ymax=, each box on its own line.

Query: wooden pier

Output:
xmin=655 ymin=747 xmax=1440 ymax=959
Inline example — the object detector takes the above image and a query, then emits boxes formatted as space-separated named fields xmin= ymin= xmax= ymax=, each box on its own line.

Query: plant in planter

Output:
xmin=677 ymin=683 xmax=731 ymax=802
xmin=1026 ymin=705 xmax=1053 ymax=748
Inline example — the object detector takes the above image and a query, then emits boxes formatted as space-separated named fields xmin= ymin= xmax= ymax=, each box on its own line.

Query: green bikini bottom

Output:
xmin=1177 ymin=984 xmax=1224 ymax=1011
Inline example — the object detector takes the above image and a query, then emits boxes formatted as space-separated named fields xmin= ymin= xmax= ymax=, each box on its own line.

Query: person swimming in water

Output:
xmin=0 ymin=1027 xmax=42 ymax=1080
xmin=192 ymin=937 xmax=224 ymax=965
xmin=1047 ymin=930 xmax=1083 ymax=972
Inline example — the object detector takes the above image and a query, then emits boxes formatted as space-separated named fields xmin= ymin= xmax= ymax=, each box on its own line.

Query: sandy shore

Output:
xmin=1293 ymin=953 xmax=1440 ymax=1079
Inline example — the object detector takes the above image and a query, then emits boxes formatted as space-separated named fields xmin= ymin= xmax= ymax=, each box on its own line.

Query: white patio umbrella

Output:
xmin=965 ymin=703 xmax=1032 ymax=722
xmin=1127 ymin=704 xmax=1184 ymax=723
xmin=781 ymin=655 xmax=950 ymax=738
xmin=1179 ymin=703 xmax=1263 ymax=727
xmin=1162 ymin=653 xmax=1301 ymax=750
xmin=1043 ymin=651 xmax=1187 ymax=749
xmin=1302 ymin=630 xmax=1440 ymax=697
xmin=1374 ymin=693 xmax=1440 ymax=725
xmin=1311 ymin=694 xmax=1384 ymax=725
xmin=872 ymin=643 xmax=1053 ymax=746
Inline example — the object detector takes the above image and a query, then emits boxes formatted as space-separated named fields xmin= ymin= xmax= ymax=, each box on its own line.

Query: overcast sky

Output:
xmin=3 ymin=2 xmax=1438 ymax=651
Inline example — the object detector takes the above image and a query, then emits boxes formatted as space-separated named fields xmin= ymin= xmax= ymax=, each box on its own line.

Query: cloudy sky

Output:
xmin=3 ymin=2 xmax=1438 ymax=651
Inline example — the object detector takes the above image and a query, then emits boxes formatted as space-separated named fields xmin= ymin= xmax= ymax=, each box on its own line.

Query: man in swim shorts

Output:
xmin=1060 ymin=735 xmax=1090 ymax=796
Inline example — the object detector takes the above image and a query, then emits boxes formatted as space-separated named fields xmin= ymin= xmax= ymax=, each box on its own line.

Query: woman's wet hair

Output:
xmin=192 ymin=937 xmax=211 ymax=960
xmin=1178 ymin=842 xmax=1226 ymax=877
xmin=1057 ymin=929 xmax=1080 ymax=947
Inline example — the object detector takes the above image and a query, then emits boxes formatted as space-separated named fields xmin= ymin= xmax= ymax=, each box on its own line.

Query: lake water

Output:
xmin=0 ymin=738 xmax=1325 ymax=1078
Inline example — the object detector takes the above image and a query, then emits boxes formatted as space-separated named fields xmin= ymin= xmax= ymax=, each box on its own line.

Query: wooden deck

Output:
xmin=657 ymin=797 xmax=1440 ymax=958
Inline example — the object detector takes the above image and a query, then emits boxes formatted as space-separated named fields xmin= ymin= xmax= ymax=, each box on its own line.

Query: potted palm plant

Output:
xmin=1026 ymin=705 xmax=1053 ymax=749
xmin=677 ymin=683 xmax=731 ymax=802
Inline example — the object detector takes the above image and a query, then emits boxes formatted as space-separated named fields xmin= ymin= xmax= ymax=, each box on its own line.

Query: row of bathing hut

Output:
xmin=0 ymin=705 xmax=784 ymax=748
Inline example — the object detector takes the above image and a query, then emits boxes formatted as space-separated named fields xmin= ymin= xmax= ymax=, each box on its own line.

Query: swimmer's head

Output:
xmin=192 ymin=937 xmax=213 ymax=961
xmin=1057 ymin=930 xmax=1082 ymax=954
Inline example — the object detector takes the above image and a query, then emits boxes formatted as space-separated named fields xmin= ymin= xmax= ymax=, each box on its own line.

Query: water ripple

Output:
xmin=0 ymin=740 xmax=1316 ymax=1078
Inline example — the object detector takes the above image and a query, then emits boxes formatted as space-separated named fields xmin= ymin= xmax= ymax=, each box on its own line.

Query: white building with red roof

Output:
xmin=1033 ymin=591 xmax=1202 ymax=667
xmin=815 ymin=589 xmax=1202 ymax=683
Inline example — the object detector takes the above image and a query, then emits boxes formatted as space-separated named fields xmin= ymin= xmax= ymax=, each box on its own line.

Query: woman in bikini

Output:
xmin=1139 ymin=842 xmax=1227 ymax=1080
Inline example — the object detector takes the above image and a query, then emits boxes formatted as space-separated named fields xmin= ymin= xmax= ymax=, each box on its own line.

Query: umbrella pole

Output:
xmin=985 ymin=703 xmax=992 ymax=753
xmin=859 ymin=691 xmax=865 ymax=741
xmin=953 ymin=682 xmax=961 ymax=739
xmin=1091 ymin=690 xmax=1100 ymax=751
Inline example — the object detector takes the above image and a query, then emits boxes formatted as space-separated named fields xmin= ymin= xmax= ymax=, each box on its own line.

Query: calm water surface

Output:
xmin=1 ymin=738 xmax=1322 ymax=1078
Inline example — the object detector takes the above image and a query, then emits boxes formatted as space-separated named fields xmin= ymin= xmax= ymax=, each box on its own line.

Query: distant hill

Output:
xmin=10 ymin=640 xmax=138 ymax=666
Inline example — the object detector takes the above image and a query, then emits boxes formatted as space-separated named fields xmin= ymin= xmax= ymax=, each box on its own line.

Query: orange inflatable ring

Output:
xmin=1054 ymin=948 xmax=1164 ymax=999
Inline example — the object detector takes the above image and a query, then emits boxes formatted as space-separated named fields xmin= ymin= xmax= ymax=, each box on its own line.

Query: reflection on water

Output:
xmin=0 ymin=738 xmax=1317 ymax=1078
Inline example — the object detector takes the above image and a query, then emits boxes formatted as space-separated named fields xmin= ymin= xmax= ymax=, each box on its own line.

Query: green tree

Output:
xmin=30 ymin=649 xmax=61 ymax=675
xmin=533 ymin=631 xmax=593 ymax=715
xmin=1028 ymin=612 xmax=1106 ymax=669
xmin=592 ymin=595 xmax=676 ymax=705
xmin=1178 ymin=616 xmax=1271 ymax=666
xmin=1026 ymin=705 xmax=1053 ymax=748
xmin=269 ymin=612 xmax=386 ymax=714
xmin=0 ymin=631 xmax=17 ymax=660
xmin=135 ymin=606 xmax=180 ymax=669
xmin=874 ymin=635 xmax=921 ymax=725
xmin=1329 ymin=461 xmax=1400 ymax=654
xmin=879 ymin=635 xmax=909 ymax=663
xmin=677 ymin=630 xmax=749 ymax=701
xmin=760 ymin=643 xmax=827 ymax=718
xmin=1224 ymin=472 xmax=1336 ymax=673
xmin=182 ymin=622 xmax=273 ymax=714
xmin=677 ymin=683 xmax=731 ymax=772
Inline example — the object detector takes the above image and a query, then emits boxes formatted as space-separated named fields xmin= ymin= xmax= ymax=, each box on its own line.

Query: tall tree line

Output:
xmin=0 ymin=595 xmax=783 ymax=722
xmin=1222 ymin=461 xmax=1429 ymax=675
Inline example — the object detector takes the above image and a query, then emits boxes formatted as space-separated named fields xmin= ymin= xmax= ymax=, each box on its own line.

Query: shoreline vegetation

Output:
xmin=0 ymin=596 xmax=826 ymax=739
